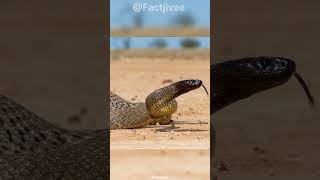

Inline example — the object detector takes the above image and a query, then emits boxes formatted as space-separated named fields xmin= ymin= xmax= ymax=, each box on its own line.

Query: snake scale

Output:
xmin=0 ymin=56 xmax=314 ymax=179
xmin=0 ymin=94 xmax=108 ymax=179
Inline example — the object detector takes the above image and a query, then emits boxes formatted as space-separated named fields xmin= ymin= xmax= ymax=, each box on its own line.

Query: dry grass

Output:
xmin=110 ymin=27 xmax=210 ymax=37
xmin=110 ymin=48 xmax=210 ymax=61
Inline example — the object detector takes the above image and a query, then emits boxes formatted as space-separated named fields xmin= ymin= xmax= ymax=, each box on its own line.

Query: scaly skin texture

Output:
xmin=110 ymin=92 xmax=173 ymax=129
xmin=0 ymin=95 xmax=108 ymax=179
xmin=110 ymin=80 xmax=203 ymax=129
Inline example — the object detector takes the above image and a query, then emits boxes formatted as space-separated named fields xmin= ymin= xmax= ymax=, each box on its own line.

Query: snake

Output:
xmin=211 ymin=56 xmax=315 ymax=178
xmin=110 ymin=79 xmax=208 ymax=129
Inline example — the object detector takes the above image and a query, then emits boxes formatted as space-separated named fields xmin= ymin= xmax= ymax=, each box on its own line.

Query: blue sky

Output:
xmin=110 ymin=0 xmax=210 ymax=28
xmin=110 ymin=37 xmax=210 ymax=49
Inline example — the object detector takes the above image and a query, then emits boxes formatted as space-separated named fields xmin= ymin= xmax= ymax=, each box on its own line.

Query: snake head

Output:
xmin=146 ymin=79 xmax=203 ymax=117
xmin=172 ymin=80 xmax=203 ymax=98
xmin=214 ymin=56 xmax=296 ymax=88
xmin=212 ymin=56 xmax=297 ymax=112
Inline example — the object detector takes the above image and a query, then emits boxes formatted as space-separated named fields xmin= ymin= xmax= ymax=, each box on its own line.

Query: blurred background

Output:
xmin=213 ymin=0 xmax=320 ymax=178
xmin=110 ymin=0 xmax=210 ymax=36
xmin=0 ymin=1 xmax=107 ymax=130
xmin=110 ymin=37 xmax=210 ymax=49
xmin=110 ymin=37 xmax=210 ymax=61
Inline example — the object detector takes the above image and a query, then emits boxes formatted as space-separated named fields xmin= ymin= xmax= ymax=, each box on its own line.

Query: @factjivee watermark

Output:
xmin=132 ymin=3 xmax=185 ymax=13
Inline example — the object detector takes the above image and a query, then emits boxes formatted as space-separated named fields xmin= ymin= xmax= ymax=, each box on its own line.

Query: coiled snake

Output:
xmin=110 ymin=79 xmax=208 ymax=129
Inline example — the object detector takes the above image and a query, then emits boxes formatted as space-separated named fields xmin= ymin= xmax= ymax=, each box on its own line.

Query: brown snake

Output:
xmin=110 ymin=80 xmax=207 ymax=129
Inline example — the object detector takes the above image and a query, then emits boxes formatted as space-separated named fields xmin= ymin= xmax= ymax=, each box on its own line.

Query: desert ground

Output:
xmin=110 ymin=49 xmax=210 ymax=180
xmin=213 ymin=76 xmax=320 ymax=179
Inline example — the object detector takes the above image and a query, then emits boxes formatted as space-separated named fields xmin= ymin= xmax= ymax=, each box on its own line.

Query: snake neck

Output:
xmin=146 ymin=85 xmax=178 ymax=117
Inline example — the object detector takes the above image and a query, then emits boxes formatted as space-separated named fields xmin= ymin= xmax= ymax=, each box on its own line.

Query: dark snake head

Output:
xmin=212 ymin=56 xmax=313 ymax=113
xmin=171 ymin=80 xmax=204 ymax=98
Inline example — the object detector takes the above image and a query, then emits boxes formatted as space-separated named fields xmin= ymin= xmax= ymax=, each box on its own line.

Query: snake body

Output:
xmin=110 ymin=80 xmax=204 ymax=129
xmin=0 ymin=95 xmax=108 ymax=179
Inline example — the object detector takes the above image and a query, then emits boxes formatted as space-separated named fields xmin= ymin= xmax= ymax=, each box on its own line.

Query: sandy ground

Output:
xmin=110 ymin=51 xmax=210 ymax=180
xmin=213 ymin=69 xmax=320 ymax=179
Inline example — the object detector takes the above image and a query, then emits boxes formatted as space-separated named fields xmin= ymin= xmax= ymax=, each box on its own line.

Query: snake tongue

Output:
xmin=293 ymin=72 xmax=315 ymax=106
xmin=201 ymin=84 xmax=209 ymax=95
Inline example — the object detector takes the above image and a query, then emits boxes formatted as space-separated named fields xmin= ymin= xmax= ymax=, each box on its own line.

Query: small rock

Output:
xmin=252 ymin=146 xmax=267 ymax=154
xmin=162 ymin=79 xmax=173 ymax=84
xmin=131 ymin=95 xmax=138 ymax=101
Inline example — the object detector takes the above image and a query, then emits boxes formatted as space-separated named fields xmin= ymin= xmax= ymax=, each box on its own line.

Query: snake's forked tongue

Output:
xmin=201 ymin=84 xmax=209 ymax=95
xmin=293 ymin=72 xmax=315 ymax=106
